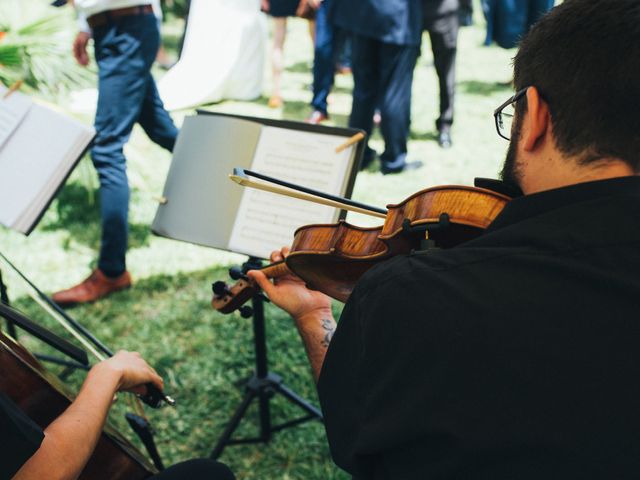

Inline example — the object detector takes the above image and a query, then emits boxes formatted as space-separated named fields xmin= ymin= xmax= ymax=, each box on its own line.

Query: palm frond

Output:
xmin=0 ymin=0 xmax=94 ymax=96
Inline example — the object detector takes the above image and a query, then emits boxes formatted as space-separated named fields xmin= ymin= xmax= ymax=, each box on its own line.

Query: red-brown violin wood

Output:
xmin=212 ymin=185 xmax=510 ymax=313
xmin=0 ymin=330 xmax=156 ymax=479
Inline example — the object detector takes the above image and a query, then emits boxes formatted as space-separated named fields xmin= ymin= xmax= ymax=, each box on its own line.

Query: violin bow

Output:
xmin=0 ymin=250 xmax=175 ymax=408
xmin=229 ymin=167 xmax=388 ymax=219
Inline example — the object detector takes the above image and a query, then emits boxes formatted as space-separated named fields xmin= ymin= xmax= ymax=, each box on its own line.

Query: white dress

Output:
xmin=158 ymin=0 xmax=267 ymax=111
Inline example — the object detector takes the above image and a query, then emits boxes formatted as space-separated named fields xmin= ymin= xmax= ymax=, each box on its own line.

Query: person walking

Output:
xmin=306 ymin=0 xmax=350 ymax=124
xmin=52 ymin=1 xmax=179 ymax=306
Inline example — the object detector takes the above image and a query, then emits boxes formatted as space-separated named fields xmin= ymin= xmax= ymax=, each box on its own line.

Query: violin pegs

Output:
xmin=211 ymin=281 xmax=231 ymax=297
xmin=239 ymin=305 xmax=253 ymax=318
xmin=228 ymin=266 xmax=247 ymax=281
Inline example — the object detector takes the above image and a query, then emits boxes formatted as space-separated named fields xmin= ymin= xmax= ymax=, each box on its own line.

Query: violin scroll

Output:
xmin=211 ymin=262 xmax=290 ymax=315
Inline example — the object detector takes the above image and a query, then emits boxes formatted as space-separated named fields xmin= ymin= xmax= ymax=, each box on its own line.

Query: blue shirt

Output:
xmin=330 ymin=0 xmax=423 ymax=46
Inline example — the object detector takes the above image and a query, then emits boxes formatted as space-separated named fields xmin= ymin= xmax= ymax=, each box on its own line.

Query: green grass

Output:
xmin=1 ymin=3 xmax=518 ymax=478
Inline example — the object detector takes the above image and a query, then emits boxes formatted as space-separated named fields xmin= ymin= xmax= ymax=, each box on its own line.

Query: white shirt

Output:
xmin=74 ymin=0 xmax=155 ymax=32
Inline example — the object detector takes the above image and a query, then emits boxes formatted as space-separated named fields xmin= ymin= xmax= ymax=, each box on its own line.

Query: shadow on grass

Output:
xmin=283 ymin=99 xmax=312 ymax=121
xmin=331 ymin=84 xmax=353 ymax=96
xmin=409 ymin=130 xmax=439 ymax=141
xmin=459 ymin=80 xmax=512 ymax=96
xmin=42 ymin=183 xmax=151 ymax=251
xmin=286 ymin=60 xmax=313 ymax=74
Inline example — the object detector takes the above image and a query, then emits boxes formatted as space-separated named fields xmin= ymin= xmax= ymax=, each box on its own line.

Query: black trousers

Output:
xmin=425 ymin=12 xmax=459 ymax=132
xmin=349 ymin=35 xmax=420 ymax=171
xmin=151 ymin=459 xmax=235 ymax=480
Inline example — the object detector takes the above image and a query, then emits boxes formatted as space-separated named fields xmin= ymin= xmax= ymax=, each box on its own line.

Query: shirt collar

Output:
xmin=487 ymin=176 xmax=640 ymax=232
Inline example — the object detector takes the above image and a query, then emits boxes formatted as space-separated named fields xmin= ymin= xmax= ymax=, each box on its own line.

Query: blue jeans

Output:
xmin=92 ymin=12 xmax=178 ymax=277
xmin=311 ymin=0 xmax=334 ymax=115
xmin=310 ymin=0 xmax=352 ymax=114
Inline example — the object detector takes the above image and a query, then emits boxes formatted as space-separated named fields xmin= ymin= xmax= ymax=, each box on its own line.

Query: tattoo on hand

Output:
xmin=321 ymin=318 xmax=335 ymax=348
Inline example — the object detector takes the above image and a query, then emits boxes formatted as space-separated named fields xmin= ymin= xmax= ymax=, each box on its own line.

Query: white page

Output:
xmin=0 ymin=86 xmax=32 ymax=149
xmin=152 ymin=115 xmax=263 ymax=249
xmin=0 ymin=103 xmax=94 ymax=232
xmin=228 ymin=126 xmax=355 ymax=259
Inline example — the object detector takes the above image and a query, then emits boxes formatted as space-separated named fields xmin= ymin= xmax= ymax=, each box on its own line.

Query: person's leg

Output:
xmin=429 ymin=13 xmax=459 ymax=146
xmin=92 ymin=14 xmax=160 ymax=277
xmin=377 ymin=43 xmax=420 ymax=172
xmin=481 ymin=0 xmax=495 ymax=45
xmin=335 ymin=29 xmax=352 ymax=72
xmin=349 ymin=34 xmax=380 ymax=168
xmin=151 ymin=459 xmax=235 ymax=480
xmin=310 ymin=0 xmax=335 ymax=118
xmin=269 ymin=17 xmax=287 ymax=107
xmin=307 ymin=18 xmax=316 ymax=45
xmin=137 ymin=77 xmax=178 ymax=152
xmin=459 ymin=0 xmax=474 ymax=26
xmin=52 ymin=13 xmax=163 ymax=305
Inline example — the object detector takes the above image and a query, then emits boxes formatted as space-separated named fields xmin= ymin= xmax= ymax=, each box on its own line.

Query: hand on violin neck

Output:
xmin=94 ymin=350 xmax=164 ymax=396
xmin=248 ymin=247 xmax=335 ymax=381
xmin=247 ymin=247 xmax=332 ymax=322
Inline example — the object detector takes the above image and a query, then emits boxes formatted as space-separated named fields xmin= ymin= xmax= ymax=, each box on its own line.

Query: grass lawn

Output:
xmin=1 ymin=2 xmax=517 ymax=478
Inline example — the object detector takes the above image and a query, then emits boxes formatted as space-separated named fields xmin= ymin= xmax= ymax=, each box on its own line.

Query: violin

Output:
xmin=0 ymin=328 xmax=156 ymax=479
xmin=212 ymin=184 xmax=510 ymax=313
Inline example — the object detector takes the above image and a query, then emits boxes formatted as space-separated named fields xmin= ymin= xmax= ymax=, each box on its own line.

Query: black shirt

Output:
xmin=318 ymin=177 xmax=640 ymax=479
xmin=0 ymin=393 xmax=44 ymax=479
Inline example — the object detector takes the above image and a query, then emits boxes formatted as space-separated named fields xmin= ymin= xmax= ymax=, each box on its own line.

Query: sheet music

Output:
xmin=0 ymin=85 xmax=32 ymax=149
xmin=0 ymin=95 xmax=94 ymax=233
xmin=228 ymin=126 xmax=355 ymax=258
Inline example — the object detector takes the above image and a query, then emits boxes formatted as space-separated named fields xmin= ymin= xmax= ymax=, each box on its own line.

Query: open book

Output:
xmin=152 ymin=112 xmax=363 ymax=259
xmin=0 ymin=85 xmax=95 ymax=235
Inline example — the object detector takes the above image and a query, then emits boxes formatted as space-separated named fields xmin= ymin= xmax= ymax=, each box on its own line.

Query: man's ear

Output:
xmin=521 ymin=86 xmax=551 ymax=152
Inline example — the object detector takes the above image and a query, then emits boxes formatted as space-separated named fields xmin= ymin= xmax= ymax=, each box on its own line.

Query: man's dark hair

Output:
xmin=513 ymin=0 xmax=640 ymax=170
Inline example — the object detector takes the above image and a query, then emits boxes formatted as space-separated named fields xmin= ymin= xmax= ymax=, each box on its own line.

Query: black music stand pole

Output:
xmin=210 ymin=257 xmax=323 ymax=459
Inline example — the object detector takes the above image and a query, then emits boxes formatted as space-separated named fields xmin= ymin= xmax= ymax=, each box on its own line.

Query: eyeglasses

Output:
xmin=493 ymin=87 xmax=529 ymax=141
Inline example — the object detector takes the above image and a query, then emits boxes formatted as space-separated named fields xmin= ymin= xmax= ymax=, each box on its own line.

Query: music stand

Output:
xmin=150 ymin=113 xmax=365 ymax=457
xmin=210 ymin=257 xmax=323 ymax=459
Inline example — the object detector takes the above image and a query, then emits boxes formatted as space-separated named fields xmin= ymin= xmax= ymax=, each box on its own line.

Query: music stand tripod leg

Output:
xmin=210 ymin=258 xmax=323 ymax=459
xmin=273 ymin=382 xmax=323 ymax=419
xmin=210 ymin=385 xmax=257 ymax=459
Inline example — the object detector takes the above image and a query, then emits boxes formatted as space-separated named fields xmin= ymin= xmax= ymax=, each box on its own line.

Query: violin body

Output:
xmin=0 ymin=330 xmax=156 ymax=479
xmin=286 ymin=185 xmax=509 ymax=301
xmin=212 ymin=185 xmax=511 ymax=312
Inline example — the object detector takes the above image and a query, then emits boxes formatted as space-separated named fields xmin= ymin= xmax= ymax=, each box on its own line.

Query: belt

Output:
xmin=87 ymin=4 xmax=154 ymax=29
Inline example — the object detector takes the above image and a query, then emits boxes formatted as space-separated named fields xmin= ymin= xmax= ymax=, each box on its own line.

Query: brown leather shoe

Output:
xmin=52 ymin=269 xmax=132 ymax=306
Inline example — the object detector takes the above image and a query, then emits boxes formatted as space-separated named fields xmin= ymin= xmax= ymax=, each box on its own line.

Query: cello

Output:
xmin=0 ymin=307 xmax=156 ymax=479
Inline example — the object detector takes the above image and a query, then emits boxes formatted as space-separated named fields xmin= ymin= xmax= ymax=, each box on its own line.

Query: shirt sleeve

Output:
xmin=77 ymin=11 xmax=92 ymax=34
xmin=0 ymin=393 xmax=45 ymax=478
